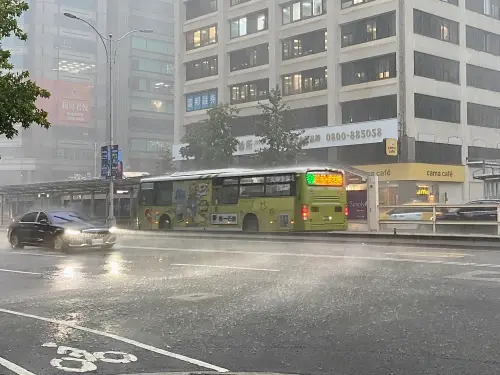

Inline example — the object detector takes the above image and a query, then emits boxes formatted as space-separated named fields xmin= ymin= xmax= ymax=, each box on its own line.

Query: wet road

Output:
xmin=2 ymin=233 xmax=500 ymax=374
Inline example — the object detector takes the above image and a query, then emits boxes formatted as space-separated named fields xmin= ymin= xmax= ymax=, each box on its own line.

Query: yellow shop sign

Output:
xmin=355 ymin=163 xmax=465 ymax=182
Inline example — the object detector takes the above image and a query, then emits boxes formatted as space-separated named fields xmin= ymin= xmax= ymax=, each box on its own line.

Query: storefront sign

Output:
xmin=172 ymin=119 xmax=398 ymax=161
xmin=186 ymin=90 xmax=217 ymax=113
xmin=347 ymin=190 xmax=367 ymax=220
xmin=355 ymin=163 xmax=465 ymax=182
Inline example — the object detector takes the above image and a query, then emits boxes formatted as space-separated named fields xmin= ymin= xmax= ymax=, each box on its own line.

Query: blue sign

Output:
xmin=101 ymin=145 xmax=122 ymax=180
xmin=186 ymin=90 xmax=217 ymax=112
xmin=201 ymin=92 xmax=209 ymax=109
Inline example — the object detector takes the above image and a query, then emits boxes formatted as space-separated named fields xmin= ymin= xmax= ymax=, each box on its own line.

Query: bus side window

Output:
xmin=222 ymin=185 xmax=239 ymax=204
xmin=213 ymin=186 xmax=222 ymax=205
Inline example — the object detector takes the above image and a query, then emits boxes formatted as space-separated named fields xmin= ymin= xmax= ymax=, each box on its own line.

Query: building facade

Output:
xmin=0 ymin=0 xmax=174 ymax=185
xmin=174 ymin=0 xmax=500 ymax=204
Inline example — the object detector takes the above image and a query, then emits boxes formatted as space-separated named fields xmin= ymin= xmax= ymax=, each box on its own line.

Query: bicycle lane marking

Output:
xmin=0 ymin=356 xmax=36 ymax=375
xmin=0 ymin=308 xmax=230 ymax=373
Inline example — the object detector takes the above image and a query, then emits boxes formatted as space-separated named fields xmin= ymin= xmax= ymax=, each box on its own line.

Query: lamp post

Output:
xmin=64 ymin=12 xmax=152 ymax=226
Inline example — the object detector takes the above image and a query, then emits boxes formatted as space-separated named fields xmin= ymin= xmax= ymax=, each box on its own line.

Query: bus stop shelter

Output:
xmin=0 ymin=177 xmax=143 ymax=226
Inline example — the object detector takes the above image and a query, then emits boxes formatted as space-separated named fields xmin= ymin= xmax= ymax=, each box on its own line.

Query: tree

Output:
xmin=256 ymin=88 xmax=309 ymax=166
xmin=156 ymin=144 xmax=175 ymax=174
xmin=180 ymin=103 xmax=239 ymax=169
xmin=0 ymin=0 xmax=50 ymax=139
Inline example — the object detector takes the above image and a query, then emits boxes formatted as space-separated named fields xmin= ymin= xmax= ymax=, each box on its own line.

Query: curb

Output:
xmin=120 ymin=230 xmax=500 ymax=251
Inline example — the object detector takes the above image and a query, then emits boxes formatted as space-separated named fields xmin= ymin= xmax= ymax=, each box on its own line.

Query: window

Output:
xmin=282 ymin=0 xmax=326 ymax=24
xmin=131 ymin=98 xmax=172 ymax=113
xmin=21 ymin=212 xmax=38 ymax=222
xmin=129 ymin=15 xmax=174 ymax=36
xmin=341 ymin=54 xmax=396 ymax=86
xmin=230 ymin=79 xmax=269 ymax=104
xmin=414 ymin=93 xmax=460 ymax=123
xmin=341 ymin=0 xmax=376 ymax=9
xmin=129 ymin=117 xmax=173 ymax=134
xmin=230 ymin=44 xmax=269 ymax=71
xmin=342 ymin=95 xmax=397 ymax=124
xmin=131 ymin=37 xmax=173 ymax=55
xmin=186 ymin=56 xmax=218 ymax=81
xmin=468 ymin=102 xmax=500 ymax=128
xmin=414 ymin=51 xmax=460 ymax=84
xmin=413 ymin=9 xmax=459 ymax=44
xmin=230 ymin=11 xmax=268 ymax=39
xmin=131 ymin=58 xmax=174 ymax=74
xmin=186 ymin=90 xmax=218 ymax=112
xmin=469 ymin=146 xmax=500 ymax=161
xmin=130 ymin=78 xmax=174 ymax=95
xmin=185 ymin=0 xmax=217 ymax=20
xmin=282 ymin=67 xmax=327 ymax=96
xmin=341 ymin=12 xmax=396 ymax=47
xmin=441 ymin=0 xmax=458 ymax=4
xmin=415 ymin=141 xmax=462 ymax=165
xmin=231 ymin=0 xmax=251 ymax=5
xmin=467 ymin=26 xmax=500 ymax=56
xmin=129 ymin=139 xmax=170 ymax=153
xmin=186 ymin=25 xmax=217 ymax=50
xmin=156 ymin=181 xmax=173 ymax=206
xmin=467 ymin=64 xmax=500 ymax=93
xmin=37 ymin=212 xmax=49 ymax=223
xmin=466 ymin=0 xmax=500 ymax=20
xmin=282 ymin=29 xmax=326 ymax=60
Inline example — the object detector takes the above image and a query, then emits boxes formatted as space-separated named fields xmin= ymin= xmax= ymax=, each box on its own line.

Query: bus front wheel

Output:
xmin=242 ymin=214 xmax=259 ymax=233
xmin=158 ymin=214 xmax=172 ymax=230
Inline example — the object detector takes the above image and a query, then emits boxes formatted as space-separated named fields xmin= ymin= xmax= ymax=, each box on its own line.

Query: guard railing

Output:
xmin=378 ymin=204 xmax=500 ymax=235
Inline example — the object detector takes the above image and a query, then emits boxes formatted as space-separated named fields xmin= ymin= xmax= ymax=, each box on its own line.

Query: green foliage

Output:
xmin=256 ymin=88 xmax=309 ymax=166
xmin=156 ymin=144 xmax=175 ymax=174
xmin=180 ymin=103 xmax=239 ymax=169
xmin=0 ymin=0 xmax=50 ymax=139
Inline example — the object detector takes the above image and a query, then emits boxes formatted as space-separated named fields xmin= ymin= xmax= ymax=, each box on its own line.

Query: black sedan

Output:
xmin=7 ymin=210 xmax=117 ymax=251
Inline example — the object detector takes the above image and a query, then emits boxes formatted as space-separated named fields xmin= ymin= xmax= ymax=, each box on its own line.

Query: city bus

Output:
xmin=137 ymin=166 xmax=348 ymax=232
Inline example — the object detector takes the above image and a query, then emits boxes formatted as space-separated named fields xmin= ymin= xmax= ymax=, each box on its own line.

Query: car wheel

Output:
xmin=53 ymin=236 xmax=67 ymax=252
xmin=10 ymin=233 xmax=24 ymax=250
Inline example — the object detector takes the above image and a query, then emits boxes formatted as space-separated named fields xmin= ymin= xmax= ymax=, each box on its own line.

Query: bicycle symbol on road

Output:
xmin=42 ymin=342 xmax=137 ymax=373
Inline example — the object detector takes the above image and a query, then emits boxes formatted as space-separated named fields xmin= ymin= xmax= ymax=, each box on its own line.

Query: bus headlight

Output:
xmin=65 ymin=229 xmax=81 ymax=236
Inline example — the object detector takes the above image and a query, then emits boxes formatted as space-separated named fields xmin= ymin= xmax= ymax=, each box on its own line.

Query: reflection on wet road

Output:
xmin=1 ymin=233 xmax=500 ymax=374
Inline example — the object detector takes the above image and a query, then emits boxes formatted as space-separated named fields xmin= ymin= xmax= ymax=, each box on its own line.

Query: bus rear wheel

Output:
xmin=158 ymin=214 xmax=172 ymax=230
xmin=242 ymin=214 xmax=259 ymax=233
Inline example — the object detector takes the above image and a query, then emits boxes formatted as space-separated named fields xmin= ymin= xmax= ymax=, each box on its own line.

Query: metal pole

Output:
xmin=108 ymin=34 xmax=116 ymax=227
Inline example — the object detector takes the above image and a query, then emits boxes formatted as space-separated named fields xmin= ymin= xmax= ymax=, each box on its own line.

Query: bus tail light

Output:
xmin=344 ymin=206 xmax=349 ymax=217
xmin=301 ymin=204 xmax=309 ymax=220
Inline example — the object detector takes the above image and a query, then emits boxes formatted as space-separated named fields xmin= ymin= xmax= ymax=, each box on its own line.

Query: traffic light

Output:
xmin=384 ymin=138 xmax=398 ymax=156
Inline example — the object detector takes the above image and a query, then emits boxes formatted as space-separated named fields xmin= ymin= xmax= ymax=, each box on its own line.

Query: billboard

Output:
xmin=101 ymin=145 xmax=123 ymax=180
xmin=37 ymin=79 xmax=93 ymax=126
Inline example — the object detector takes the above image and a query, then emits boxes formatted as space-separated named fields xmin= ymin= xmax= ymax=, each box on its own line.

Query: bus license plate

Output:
xmin=92 ymin=239 xmax=104 ymax=245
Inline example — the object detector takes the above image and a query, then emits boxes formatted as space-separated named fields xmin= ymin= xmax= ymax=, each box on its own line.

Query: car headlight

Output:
xmin=65 ymin=229 xmax=81 ymax=236
xmin=108 ymin=226 xmax=117 ymax=234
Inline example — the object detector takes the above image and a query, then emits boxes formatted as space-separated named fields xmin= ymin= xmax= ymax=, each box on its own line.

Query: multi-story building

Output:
xmin=0 ymin=0 xmax=174 ymax=185
xmin=174 ymin=0 xmax=500 ymax=204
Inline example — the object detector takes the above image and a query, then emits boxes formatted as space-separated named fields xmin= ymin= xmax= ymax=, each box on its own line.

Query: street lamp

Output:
xmin=64 ymin=12 xmax=152 ymax=226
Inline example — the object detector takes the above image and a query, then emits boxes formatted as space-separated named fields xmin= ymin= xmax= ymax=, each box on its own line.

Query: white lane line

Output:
xmin=121 ymin=245 xmax=500 ymax=269
xmin=0 ymin=355 xmax=36 ymax=375
xmin=171 ymin=263 xmax=280 ymax=272
xmin=0 ymin=308 xmax=230 ymax=373
xmin=4 ymin=252 xmax=66 ymax=258
xmin=0 ymin=268 xmax=41 ymax=275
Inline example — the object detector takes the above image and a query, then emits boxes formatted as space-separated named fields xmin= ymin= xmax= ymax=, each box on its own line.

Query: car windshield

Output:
xmin=49 ymin=212 xmax=91 ymax=224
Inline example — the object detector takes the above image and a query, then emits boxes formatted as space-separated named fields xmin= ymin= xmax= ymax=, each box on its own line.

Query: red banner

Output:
xmin=37 ymin=79 xmax=93 ymax=126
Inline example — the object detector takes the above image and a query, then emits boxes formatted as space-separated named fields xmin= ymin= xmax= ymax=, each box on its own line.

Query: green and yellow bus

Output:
xmin=137 ymin=166 xmax=347 ymax=232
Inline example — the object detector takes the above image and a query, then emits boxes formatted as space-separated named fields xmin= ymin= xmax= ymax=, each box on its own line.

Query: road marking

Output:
xmin=0 ymin=308 xmax=229 ymax=373
xmin=169 ymin=293 xmax=222 ymax=302
xmin=0 ymin=356 xmax=36 ymax=375
xmin=121 ymin=245 xmax=500 ymax=269
xmin=386 ymin=252 xmax=470 ymax=258
xmin=0 ymin=268 xmax=41 ymax=275
xmin=445 ymin=270 xmax=500 ymax=283
xmin=5 ymin=252 xmax=66 ymax=258
xmin=171 ymin=263 xmax=280 ymax=272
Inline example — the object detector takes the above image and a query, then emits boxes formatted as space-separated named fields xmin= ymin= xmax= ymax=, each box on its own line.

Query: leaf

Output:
xmin=0 ymin=0 xmax=51 ymax=139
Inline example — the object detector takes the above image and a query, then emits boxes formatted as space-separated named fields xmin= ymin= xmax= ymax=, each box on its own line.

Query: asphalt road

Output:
xmin=2 ymin=232 xmax=500 ymax=374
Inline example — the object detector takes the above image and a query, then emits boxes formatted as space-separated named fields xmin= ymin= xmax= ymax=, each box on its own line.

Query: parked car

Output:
xmin=436 ymin=199 xmax=500 ymax=234
xmin=7 ymin=210 xmax=117 ymax=251
xmin=379 ymin=203 xmax=448 ymax=232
